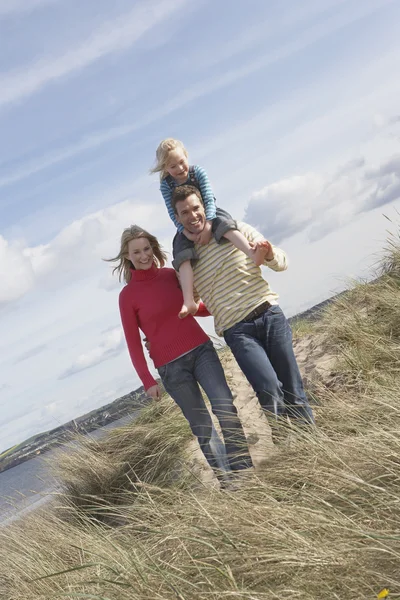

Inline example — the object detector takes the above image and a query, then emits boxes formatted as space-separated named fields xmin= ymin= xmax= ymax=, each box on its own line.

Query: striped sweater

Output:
xmin=192 ymin=222 xmax=288 ymax=335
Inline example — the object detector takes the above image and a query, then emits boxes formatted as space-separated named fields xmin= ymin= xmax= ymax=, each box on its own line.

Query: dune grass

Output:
xmin=0 ymin=228 xmax=399 ymax=599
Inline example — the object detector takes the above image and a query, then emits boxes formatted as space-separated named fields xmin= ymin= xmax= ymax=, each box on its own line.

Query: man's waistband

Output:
xmin=242 ymin=300 xmax=272 ymax=323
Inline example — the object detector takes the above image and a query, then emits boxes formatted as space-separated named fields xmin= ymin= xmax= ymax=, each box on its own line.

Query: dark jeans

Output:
xmin=157 ymin=340 xmax=253 ymax=474
xmin=223 ymin=305 xmax=315 ymax=425
xmin=172 ymin=207 xmax=237 ymax=271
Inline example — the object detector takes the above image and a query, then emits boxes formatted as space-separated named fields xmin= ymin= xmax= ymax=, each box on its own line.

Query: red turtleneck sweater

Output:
xmin=119 ymin=264 xmax=210 ymax=390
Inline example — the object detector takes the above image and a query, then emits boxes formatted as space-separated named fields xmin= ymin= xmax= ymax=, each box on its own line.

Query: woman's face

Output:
xmin=127 ymin=237 xmax=154 ymax=270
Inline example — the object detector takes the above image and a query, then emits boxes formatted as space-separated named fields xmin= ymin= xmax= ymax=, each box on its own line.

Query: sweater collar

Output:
xmin=130 ymin=263 xmax=159 ymax=282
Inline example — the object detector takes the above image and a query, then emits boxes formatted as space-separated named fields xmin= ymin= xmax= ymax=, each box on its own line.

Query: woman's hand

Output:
xmin=146 ymin=384 xmax=161 ymax=400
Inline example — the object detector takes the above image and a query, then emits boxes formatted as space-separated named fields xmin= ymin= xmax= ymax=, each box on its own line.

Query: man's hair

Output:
xmin=171 ymin=185 xmax=203 ymax=214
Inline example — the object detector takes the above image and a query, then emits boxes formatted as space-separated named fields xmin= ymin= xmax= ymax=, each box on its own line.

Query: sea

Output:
xmin=0 ymin=412 xmax=140 ymax=526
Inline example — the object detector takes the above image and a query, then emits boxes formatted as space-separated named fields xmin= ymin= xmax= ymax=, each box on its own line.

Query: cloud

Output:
xmin=0 ymin=0 xmax=187 ymax=109
xmin=58 ymin=327 xmax=124 ymax=379
xmin=98 ymin=274 xmax=123 ymax=292
xmin=188 ymin=0 xmax=351 ymax=70
xmin=245 ymin=153 xmax=400 ymax=244
xmin=0 ymin=198 xmax=161 ymax=305
xmin=0 ymin=236 xmax=36 ymax=303
xmin=363 ymin=155 xmax=400 ymax=211
xmin=0 ymin=0 xmax=57 ymax=18
xmin=0 ymin=0 xmax=392 ymax=188
xmin=14 ymin=343 xmax=47 ymax=363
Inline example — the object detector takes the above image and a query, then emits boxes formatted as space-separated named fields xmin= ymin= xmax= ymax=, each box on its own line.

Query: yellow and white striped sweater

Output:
xmin=193 ymin=222 xmax=288 ymax=336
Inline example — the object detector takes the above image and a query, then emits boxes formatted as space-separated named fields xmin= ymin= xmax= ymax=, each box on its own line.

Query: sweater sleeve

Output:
xmin=237 ymin=222 xmax=288 ymax=272
xmin=196 ymin=302 xmax=211 ymax=317
xmin=194 ymin=165 xmax=217 ymax=221
xmin=119 ymin=289 xmax=157 ymax=390
xmin=160 ymin=179 xmax=183 ymax=232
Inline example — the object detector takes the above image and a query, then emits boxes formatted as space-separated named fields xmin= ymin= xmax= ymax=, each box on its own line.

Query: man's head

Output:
xmin=172 ymin=185 xmax=206 ymax=234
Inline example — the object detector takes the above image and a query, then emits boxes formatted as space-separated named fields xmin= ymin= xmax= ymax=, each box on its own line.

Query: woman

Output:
xmin=107 ymin=225 xmax=252 ymax=483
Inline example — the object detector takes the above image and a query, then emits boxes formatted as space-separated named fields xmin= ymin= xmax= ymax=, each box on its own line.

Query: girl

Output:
xmin=150 ymin=138 xmax=266 ymax=319
xmin=106 ymin=225 xmax=253 ymax=483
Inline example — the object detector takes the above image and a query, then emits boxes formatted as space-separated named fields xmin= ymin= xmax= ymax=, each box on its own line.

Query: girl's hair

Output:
xmin=105 ymin=225 xmax=167 ymax=284
xmin=150 ymin=138 xmax=188 ymax=181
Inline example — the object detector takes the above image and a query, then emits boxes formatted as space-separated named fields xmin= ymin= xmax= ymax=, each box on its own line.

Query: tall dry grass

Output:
xmin=0 ymin=227 xmax=399 ymax=599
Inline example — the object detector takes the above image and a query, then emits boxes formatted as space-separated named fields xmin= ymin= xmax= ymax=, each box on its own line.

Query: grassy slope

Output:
xmin=0 ymin=230 xmax=399 ymax=600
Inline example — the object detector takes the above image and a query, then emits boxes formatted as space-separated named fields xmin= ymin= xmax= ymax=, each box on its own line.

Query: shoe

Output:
xmin=220 ymin=467 xmax=256 ymax=491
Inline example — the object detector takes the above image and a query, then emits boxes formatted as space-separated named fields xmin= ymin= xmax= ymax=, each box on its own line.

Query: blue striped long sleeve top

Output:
xmin=160 ymin=165 xmax=217 ymax=232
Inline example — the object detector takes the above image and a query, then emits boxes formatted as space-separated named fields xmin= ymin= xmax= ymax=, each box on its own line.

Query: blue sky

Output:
xmin=1 ymin=0 xmax=400 ymax=452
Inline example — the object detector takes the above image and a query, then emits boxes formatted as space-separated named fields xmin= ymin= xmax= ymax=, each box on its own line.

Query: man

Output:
xmin=171 ymin=185 xmax=315 ymax=431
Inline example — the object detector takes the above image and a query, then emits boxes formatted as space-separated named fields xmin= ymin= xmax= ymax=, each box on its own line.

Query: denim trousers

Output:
xmin=223 ymin=305 xmax=315 ymax=424
xmin=158 ymin=340 xmax=253 ymax=474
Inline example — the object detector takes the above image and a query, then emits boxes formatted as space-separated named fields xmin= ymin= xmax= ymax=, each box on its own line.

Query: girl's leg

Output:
xmin=224 ymin=230 xmax=269 ymax=267
xmin=178 ymin=260 xmax=199 ymax=319
xmin=211 ymin=208 xmax=268 ymax=266
xmin=172 ymin=232 xmax=199 ymax=319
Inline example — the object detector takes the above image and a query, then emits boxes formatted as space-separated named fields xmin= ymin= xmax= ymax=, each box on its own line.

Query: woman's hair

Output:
xmin=105 ymin=225 xmax=167 ymax=284
xmin=150 ymin=138 xmax=188 ymax=181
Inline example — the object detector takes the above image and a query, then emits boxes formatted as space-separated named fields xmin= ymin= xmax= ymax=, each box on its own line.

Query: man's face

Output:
xmin=175 ymin=193 xmax=206 ymax=234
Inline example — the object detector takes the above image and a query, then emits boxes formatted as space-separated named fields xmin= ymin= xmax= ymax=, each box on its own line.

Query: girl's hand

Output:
xmin=197 ymin=221 xmax=212 ymax=246
xmin=249 ymin=240 xmax=274 ymax=265
xmin=146 ymin=384 xmax=161 ymax=400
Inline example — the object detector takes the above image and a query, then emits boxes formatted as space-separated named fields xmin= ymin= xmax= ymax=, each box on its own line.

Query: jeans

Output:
xmin=210 ymin=426 xmax=230 ymax=472
xmin=223 ymin=305 xmax=315 ymax=424
xmin=158 ymin=340 xmax=253 ymax=474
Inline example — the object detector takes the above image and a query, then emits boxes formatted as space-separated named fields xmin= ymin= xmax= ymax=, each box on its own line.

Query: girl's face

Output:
xmin=166 ymin=148 xmax=189 ymax=183
xmin=127 ymin=237 xmax=154 ymax=270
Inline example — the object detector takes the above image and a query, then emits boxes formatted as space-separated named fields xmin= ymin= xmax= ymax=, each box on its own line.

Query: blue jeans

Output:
xmin=223 ymin=305 xmax=315 ymax=424
xmin=157 ymin=340 xmax=253 ymax=474
xmin=210 ymin=426 xmax=230 ymax=473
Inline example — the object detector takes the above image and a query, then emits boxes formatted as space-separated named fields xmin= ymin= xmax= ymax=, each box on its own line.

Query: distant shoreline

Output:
xmin=0 ymin=388 xmax=150 ymax=474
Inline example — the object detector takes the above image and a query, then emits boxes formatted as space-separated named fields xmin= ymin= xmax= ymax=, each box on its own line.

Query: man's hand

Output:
xmin=196 ymin=220 xmax=213 ymax=246
xmin=260 ymin=240 xmax=274 ymax=261
xmin=146 ymin=384 xmax=161 ymax=400
xmin=249 ymin=240 xmax=274 ymax=266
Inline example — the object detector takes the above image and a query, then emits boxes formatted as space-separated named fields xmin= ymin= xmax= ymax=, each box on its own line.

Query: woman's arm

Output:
xmin=119 ymin=290 xmax=157 ymax=390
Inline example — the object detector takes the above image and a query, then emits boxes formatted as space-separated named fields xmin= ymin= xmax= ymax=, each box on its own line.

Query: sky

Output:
xmin=0 ymin=0 xmax=400 ymax=452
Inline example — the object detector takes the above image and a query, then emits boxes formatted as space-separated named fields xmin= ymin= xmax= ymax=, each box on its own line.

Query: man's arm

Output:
xmin=238 ymin=222 xmax=288 ymax=272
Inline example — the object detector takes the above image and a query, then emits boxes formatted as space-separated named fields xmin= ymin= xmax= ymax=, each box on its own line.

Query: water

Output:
xmin=0 ymin=412 xmax=139 ymax=524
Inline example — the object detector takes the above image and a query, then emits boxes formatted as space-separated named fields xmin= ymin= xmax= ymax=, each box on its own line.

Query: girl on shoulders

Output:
xmin=151 ymin=138 xmax=266 ymax=319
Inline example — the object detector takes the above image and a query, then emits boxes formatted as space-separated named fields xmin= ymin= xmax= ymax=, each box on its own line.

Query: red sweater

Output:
xmin=119 ymin=264 xmax=210 ymax=390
